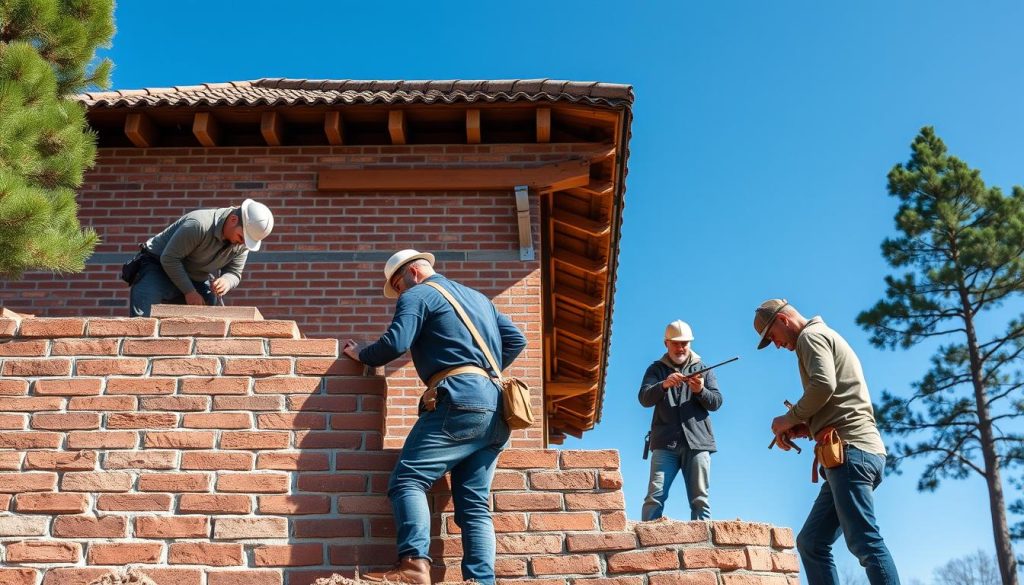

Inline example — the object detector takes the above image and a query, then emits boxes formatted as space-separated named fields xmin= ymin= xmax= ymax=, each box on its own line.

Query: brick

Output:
xmin=682 ymin=547 xmax=747 ymax=570
xmin=229 ymin=320 xmax=299 ymax=338
xmin=107 ymin=412 xmax=178 ymax=429
xmin=560 ymin=449 xmax=620 ymax=469
xmin=713 ymin=520 xmax=773 ymax=546
xmin=181 ymin=451 xmax=254 ymax=470
xmin=221 ymin=431 xmax=290 ymax=450
xmin=20 ymin=318 xmax=85 ymax=337
xmin=50 ymin=338 xmax=118 ymax=355
xmin=447 ymin=511 xmax=525 ymax=533
xmin=139 ymin=472 xmax=211 ymax=492
xmin=720 ymin=576 xmax=790 ymax=585
xmin=492 ymin=471 xmax=527 ymax=490
xmin=7 ymin=540 xmax=81 ymax=562
xmin=329 ymin=412 xmax=382 ymax=430
xmin=207 ymin=571 xmax=283 ymax=585
xmin=327 ymin=543 xmax=397 ymax=567
xmin=649 ymin=573 xmax=718 ymax=585
xmin=76 ymin=358 xmax=147 ymax=375
xmin=495 ymin=534 xmax=563 ymax=554
xmin=134 ymin=568 xmax=203 ymax=585
xmin=498 ymin=449 xmax=559 ymax=469
xmin=0 ymin=378 xmax=28 ymax=395
xmin=223 ymin=357 xmax=291 ymax=376
xmin=2 ymin=358 xmax=71 ymax=376
xmin=142 ymin=395 xmax=209 ymax=411
xmin=123 ymin=337 xmax=194 ymax=355
xmin=530 ymin=470 xmax=596 ymax=490
xmin=253 ymin=543 xmax=323 ymax=566
xmin=572 ymin=578 xmax=645 ymax=585
xmin=217 ymin=472 xmax=289 ymax=493
xmin=196 ymin=338 xmax=265 ymax=354
xmin=152 ymin=357 xmax=219 ymax=375
xmin=253 ymin=376 xmax=322 ymax=394
xmin=31 ymin=412 xmax=100 ymax=430
xmin=136 ymin=515 xmax=210 ymax=538
xmin=336 ymin=495 xmax=390 ymax=514
xmin=600 ymin=511 xmax=628 ymax=531
xmin=258 ymin=495 xmax=330 ymax=515
xmin=0 ymin=318 xmax=18 ymax=338
xmin=145 ymin=431 xmax=215 ymax=449
xmin=0 ymin=472 xmax=57 ymax=492
xmin=565 ymin=532 xmax=637 ymax=552
xmin=0 ymin=413 xmax=25 ymax=429
xmin=180 ymin=494 xmax=252 ymax=514
xmin=0 ymin=396 xmax=63 ymax=411
xmin=324 ymin=377 xmax=387 ymax=395
xmin=529 ymin=512 xmax=597 ymax=531
xmin=169 ymin=542 xmax=243 ymax=566
xmin=332 ymin=452 xmax=397 ymax=472
xmin=565 ymin=491 xmax=625 ymax=511
xmin=214 ymin=516 xmax=288 ymax=539
xmin=160 ymin=317 xmax=229 ymax=337
xmin=599 ymin=470 xmax=624 ymax=489
xmin=88 ymin=542 xmax=163 ymax=564
xmin=294 ymin=358 xmax=363 ymax=376
xmin=0 ymin=431 xmax=62 ymax=448
xmin=69 ymin=396 xmax=136 ymax=410
xmin=181 ymin=376 xmax=250 ymax=394
xmin=287 ymin=395 xmax=356 ymax=412
xmin=15 ymin=492 xmax=89 ymax=514
xmin=771 ymin=526 xmax=794 ymax=549
xmin=294 ymin=431 xmax=363 ymax=450
xmin=258 ymin=412 xmax=326 ymax=429
xmin=96 ymin=493 xmax=171 ymax=512
xmin=0 ymin=340 xmax=48 ymax=356
xmin=531 ymin=555 xmax=601 ymax=576
xmin=296 ymin=473 xmax=366 ymax=492
xmin=34 ymin=378 xmax=102 ymax=396
xmin=493 ymin=492 xmax=562 ymax=511
xmin=258 ymin=452 xmax=329 ymax=471
xmin=53 ymin=515 xmax=127 ymax=537
xmin=67 ymin=431 xmax=138 ymax=449
xmin=25 ymin=450 xmax=96 ymax=470
xmin=269 ymin=338 xmax=337 ymax=356
xmin=214 ymin=395 xmax=282 ymax=410
xmin=292 ymin=518 xmax=363 ymax=538
xmin=62 ymin=471 xmax=133 ymax=492
xmin=607 ymin=549 xmax=680 ymax=573
xmin=0 ymin=515 xmax=48 ymax=536
xmin=0 ymin=451 xmax=22 ymax=468
xmin=106 ymin=376 xmax=176 ymax=395
xmin=0 ymin=569 xmax=38 ymax=585
xmin=87 ymin=318 xmax=157 ymax=337
xmin=772 ymin=551 xmax=800 ymax=572
xmin=748 ymin=547 xmax=773 ymax=571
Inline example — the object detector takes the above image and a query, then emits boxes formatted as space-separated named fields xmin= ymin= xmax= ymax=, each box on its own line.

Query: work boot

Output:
xmin=361 ymin=556 xmax=431 ymax=584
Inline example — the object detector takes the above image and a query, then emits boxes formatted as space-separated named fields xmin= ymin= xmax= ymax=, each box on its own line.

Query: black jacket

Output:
xmin=638 ymin=356 xmax=723 ymax=452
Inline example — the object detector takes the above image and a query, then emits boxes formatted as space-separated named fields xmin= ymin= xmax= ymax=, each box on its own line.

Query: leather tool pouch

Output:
xmin=811 ymin=426 xmax=845 ymax=482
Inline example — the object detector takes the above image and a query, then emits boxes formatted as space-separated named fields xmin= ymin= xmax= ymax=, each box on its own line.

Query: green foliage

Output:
xmin=0 ymin=0 xmax=114 ymax=277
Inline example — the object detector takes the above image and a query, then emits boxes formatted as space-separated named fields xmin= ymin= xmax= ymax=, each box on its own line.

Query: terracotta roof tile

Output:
xmin=76 ymin=78 xmax=634 ymax=109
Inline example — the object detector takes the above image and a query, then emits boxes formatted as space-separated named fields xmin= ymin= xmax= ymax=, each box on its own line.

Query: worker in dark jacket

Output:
xmin=638 ymin=320 xmax=724 ymax=520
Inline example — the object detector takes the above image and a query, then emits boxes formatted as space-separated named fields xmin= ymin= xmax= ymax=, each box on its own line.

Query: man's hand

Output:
xmin=211 ymin=277 xmax=230 ymax=297
xmin=184 ymin=291 xmax=206 ymax=306
xmin=771 ymin=413 xmax=797 ymax=436
xmin=685 ymin=373 xmax=705 ymax=394
xmin=342 ymin=339 xmax=362 ymax=363
xmin=662 ymin=372 xmax=687 ymax=389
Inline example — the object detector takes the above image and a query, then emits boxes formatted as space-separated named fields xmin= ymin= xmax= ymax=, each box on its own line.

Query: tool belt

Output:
xmin=420 ymin=365 xmax=492 ymax=412
xmin=811 ymin=426 xmax=845 ymax=483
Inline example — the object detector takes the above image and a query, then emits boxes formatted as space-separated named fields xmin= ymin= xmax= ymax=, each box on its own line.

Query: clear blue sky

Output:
xmin=103 ymin=2 xmax=1024 ymax=582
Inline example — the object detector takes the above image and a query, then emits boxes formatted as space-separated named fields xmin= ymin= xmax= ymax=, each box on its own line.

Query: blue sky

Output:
xmin=102 ymin=2 xmax=1024 ymax=582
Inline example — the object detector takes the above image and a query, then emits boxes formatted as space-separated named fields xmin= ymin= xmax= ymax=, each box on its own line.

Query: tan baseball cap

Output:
xmin=754 ymin=298 xmax=789 ymax=349
xmin=664 ymin=320 xmax=694 ymax=342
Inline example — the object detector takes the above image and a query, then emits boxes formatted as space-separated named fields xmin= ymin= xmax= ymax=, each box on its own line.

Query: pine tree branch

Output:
xmin=913 ymin=440 xmax=987 ymax=478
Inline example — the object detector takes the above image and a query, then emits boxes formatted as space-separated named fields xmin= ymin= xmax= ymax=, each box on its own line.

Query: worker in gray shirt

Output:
xmin=128 ymin=199 xmax=274 ymax=316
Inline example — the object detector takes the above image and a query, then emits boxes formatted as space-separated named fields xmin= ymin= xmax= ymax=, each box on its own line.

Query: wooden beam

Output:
xmin=261 ymin=111 xmax=283 ymax=146
xmin=388 ymin=110 xmax=407 ymax=145
xmin=319 ymin=159 xmax=590 ymax=192
xmin=554 ymin=284 xmax=605 ymax=310
xmin=466 ymin=109 xmax=481 ymax=144
xmin=569 ymin=180 xmax=614 ymax=198
xmin=557 ymin=352 xmax=600 ymax=373
xmin=536 ymin=108 xmax=551 ymax=143
xmin=325 ymin=111 xmax=344 ymax=145
xmin=193 ymin=113 xmax=220 ymax=147
xmin=552 ymin=208 xmax=611 ymax=237
xmin=125 ymin=113 xmax=158 ymax=148
xmin=556 ymin=321 xmax=602 ymax=344
xmin=553 ymin=248 xmax=607 ymax=274
xmin=547 ymin=381 xmax=596 ymax=399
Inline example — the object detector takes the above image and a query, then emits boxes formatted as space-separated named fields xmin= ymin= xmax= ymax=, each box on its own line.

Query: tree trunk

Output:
xmin=960 ymin=295 xmax=1019 ymax=585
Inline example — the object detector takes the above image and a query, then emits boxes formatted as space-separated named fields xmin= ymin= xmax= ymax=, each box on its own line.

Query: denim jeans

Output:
xmin=797 ymin=446 xmax=901 ymax=585
xmin=129 ymin=259 xmax=216 ymax=317
xmin=641 ymin=445 xmax=711 ymax=521
xmin=389 ymin=394 xmax=510 ymax=585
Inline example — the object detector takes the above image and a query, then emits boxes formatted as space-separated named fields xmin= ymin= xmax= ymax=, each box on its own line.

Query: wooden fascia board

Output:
xmin=318 ymin=159 xmax=590 ymax=192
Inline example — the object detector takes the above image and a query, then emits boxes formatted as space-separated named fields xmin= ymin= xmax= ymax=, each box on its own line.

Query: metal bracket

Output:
xmin=514 ymin=185 xmax=535 ymax=261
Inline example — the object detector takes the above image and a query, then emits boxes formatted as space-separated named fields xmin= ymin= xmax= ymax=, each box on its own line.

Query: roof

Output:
xmin=77 ymin=78 xmax=634 ymax=109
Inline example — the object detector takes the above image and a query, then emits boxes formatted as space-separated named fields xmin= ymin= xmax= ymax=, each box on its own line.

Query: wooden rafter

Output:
xmin=556 ymin=321 xmax=602 ymax=344
xmin=536 ymin=108 xmax=551 ymax=143
xmin=324 ymin=112 xmax=344 ymax=145
xmin=552 ymin=208 xmax=611 ymax=237
xmin=466 ymin=109 xmax=481 ymax=144
xmin=553 ymin=248 xmax=607 ymax=274
xmin=125 ymin=113 xmax=158 ymax=148
xmin=319 ymin=159 xmax=591 ymax=192
xmin=547 ymin=381 xmax=597 ymax=399
xmin=261 ymin=111 xmax=283 ymax=146
xmin=193 ymin=113 xmax=220 ymax=147
xmin=388 ymin=110 xmax=407 ymax=145
xmin=554 ymin=284 xmax=605 ymax=310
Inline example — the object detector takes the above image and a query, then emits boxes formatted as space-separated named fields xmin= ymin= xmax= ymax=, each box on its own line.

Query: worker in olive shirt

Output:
xmin=128 ymin=199 xmax=274 ymax=316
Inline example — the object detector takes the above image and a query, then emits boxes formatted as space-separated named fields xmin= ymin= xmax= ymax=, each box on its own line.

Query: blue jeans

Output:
xmin=129 ymin=259 xmax=216 ymax=317
xmin=389 ymin=394 xmax=510 ymax=585
xmin=797 ymin=446 xmax=900 ymax=585
xmin=641 ymin=445 xmax=711 ymax=521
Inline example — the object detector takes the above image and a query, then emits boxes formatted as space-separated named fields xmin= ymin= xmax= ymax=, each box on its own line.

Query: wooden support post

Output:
xmin=193 ymin=113 xmax=220 ymax=147
xmin=466 ymin=109 xmax=481 ymax=144
xmin=125 ymin=113 xmax=158 ymax=148
xmin=536 ymin=108 xmax=551 ymax=143
xmin=388 ymin=110 xmax=407 ymax=145
xmin=261 ymin=111 xmax=283 ymax=146
xmin=325 ymin=111 xmax=344 ymax=145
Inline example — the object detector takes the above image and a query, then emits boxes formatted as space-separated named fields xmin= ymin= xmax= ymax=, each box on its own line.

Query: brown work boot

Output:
xmin=361 ymin=557 xmax=431 ymax=584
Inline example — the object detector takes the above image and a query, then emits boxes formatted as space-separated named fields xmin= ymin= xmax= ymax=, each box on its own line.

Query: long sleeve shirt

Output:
xmin=359 ymin=274 xmax=527 ymax=410
xmin=638 ymin=354 xmax=723 ymax=452
xmin=144 ymin=207 xmax=248 ymax=295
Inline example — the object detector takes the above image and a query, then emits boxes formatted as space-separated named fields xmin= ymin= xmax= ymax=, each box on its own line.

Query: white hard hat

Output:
xmin=240 ymin=199 xmax=274 ymax=251
xmin=665 ymin=320 xmax=694 ymax=342
xmin=383 ymin=249 xmax=435 ymax=299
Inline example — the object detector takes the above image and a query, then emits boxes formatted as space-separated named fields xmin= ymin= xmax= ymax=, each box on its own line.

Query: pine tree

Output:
xmin=858 ymin=127 xmax=1024 ymax=585
xmin=0 ymin=0 xmax=114 ymax=277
